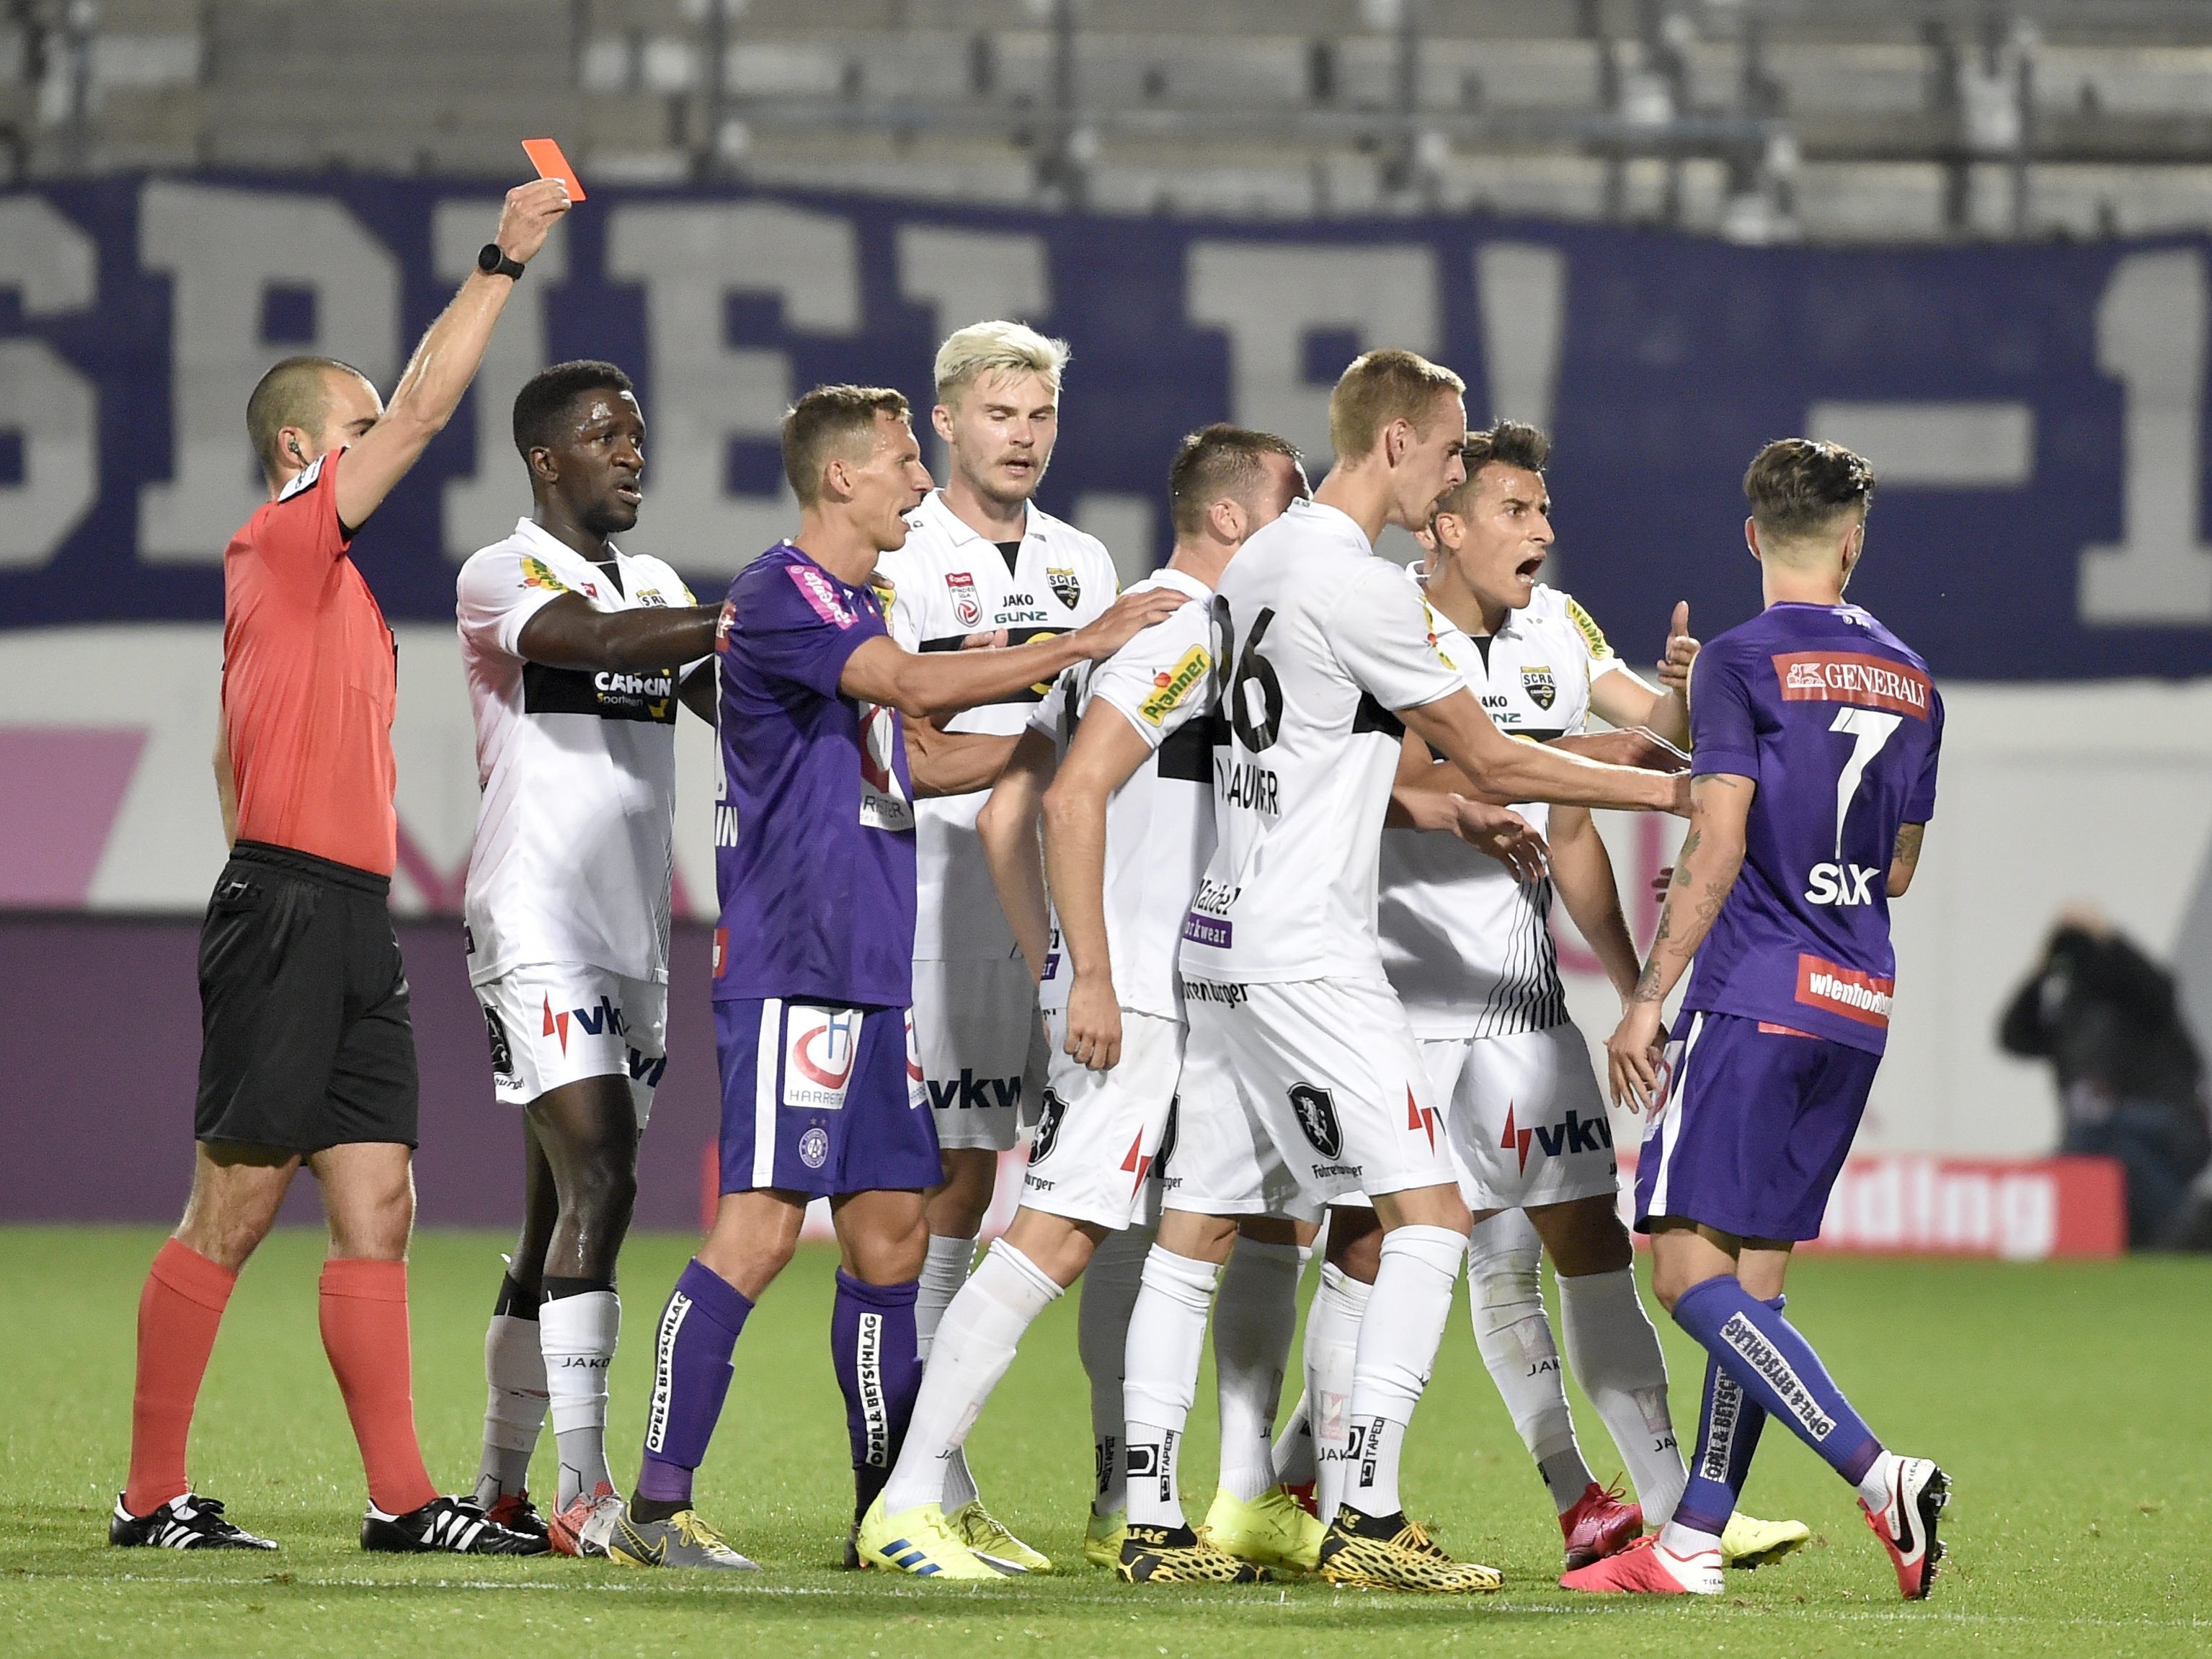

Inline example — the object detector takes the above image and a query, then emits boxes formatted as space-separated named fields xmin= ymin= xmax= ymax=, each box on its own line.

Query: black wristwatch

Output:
xmin=477 ymin=242 xmax=526 ymax=281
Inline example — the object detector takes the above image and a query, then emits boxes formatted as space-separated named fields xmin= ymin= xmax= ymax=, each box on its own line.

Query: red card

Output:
xmin=521 ymin=138 xmax=585 ymax=201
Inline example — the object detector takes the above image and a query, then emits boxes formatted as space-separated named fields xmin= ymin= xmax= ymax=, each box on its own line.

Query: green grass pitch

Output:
xmin=2 ymin=1226 xmax=2206 ymax=1657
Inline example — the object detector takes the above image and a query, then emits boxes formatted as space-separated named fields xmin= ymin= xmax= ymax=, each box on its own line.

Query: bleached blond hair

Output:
xmin=933 ymin=319 xmax=1071 ymax=404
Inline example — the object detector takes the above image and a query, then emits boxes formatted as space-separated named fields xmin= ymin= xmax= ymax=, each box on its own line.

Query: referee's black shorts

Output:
xmin=194 ymin=840 xmax=420 ymax=1152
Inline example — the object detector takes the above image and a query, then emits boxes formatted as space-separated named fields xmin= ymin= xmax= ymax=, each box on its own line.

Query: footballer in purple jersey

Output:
xmin=1576 ymin=440 xmax=1949 ymax=1605
xmin=619 ymin=384 xmax=1186 ymax=1573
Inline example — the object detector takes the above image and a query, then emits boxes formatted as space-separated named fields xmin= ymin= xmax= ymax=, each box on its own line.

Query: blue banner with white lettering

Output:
xmin=4 ymin=172 xmax=2211 ymax=677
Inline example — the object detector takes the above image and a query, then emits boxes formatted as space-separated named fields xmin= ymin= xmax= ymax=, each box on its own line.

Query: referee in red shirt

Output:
xmin=111 ymin=178 xmax=569 ymax=1555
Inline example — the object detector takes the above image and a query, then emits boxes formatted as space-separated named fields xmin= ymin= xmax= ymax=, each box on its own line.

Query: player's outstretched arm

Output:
xmin=1401 ymin=685 xmax=1689 ymax=816
xmin=1386 ymin=734 xmax=1549 ymax=881
xmin=516 ymin=595 xmax=721 ymax=674
xmin=1039 ymin=703 xmax=1158 ymax=1072
xmin=332 ymin=179 xmax=571 ymax=532
xmin=1587 ymin=600 xmax=1699 ymax=747
xmin=907 ymin=723 xmax=1019 ymax=798
xmin=1888 ymin=821 xmax=1927 ymax=897
xmin=1605 ymin=773 xmax=1754 ymax=1108
xmin=1547 ymin=805 xmax=1640 ymax=1002
xmin=836 ymin=586 xmax=1185 ymax=721
xmin=977 ymin=728 xmax=1059 ymax=982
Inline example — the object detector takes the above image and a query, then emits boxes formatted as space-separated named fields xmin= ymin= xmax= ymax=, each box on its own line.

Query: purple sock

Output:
xmin=634 ymin=1259 xmax=753 ymax=1505
xmin=1671 ymin=1294 xmax=1782 ymax=1536
xmin=832 ymin=1271 xmax=921 ymax=1521
xmin=1671 ymin=1278 xmax=1881 ymax=1490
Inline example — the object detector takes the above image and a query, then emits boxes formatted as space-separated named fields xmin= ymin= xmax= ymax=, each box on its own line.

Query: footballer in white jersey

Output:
xmin=455 ymin=363 xmax=723 ymax=1551
xmin=1136 ymin=352 xmax=1685 ymax=1595
xmin=865 ymin=427 xmax=1315 ymax=1588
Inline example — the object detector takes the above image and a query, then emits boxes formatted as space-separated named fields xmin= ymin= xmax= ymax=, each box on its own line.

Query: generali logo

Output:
xmin=1772 ymin=651 xmax=1932 ymax=721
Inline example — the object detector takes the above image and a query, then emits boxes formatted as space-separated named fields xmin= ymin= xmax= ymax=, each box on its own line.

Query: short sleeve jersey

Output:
xmin=1682 ymin=602 xmax=1942 ymax=1054
xmin=1026 ymin=568 xmax=1218 ymax=1023
xmin=711 ymin=543 xmax=917 ymax=1008
xmin=1380 ymin=579 xmax=1621 ymax=1038
xmin=1178 ymin=499 xmax=1464 ymax=986
xmin=220 ymin=448 xmax=399 ymax=876
xmin=874 ymin=491 xmax=1120 ymax=961
xmin=456 ymin=519 xmax=701 ymax=987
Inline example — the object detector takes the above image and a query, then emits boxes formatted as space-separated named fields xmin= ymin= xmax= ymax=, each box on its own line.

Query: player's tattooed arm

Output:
xmin=1888 ymin=822 xmax=1927 ymax=898
xmin=1607 ymin=775 xmax=1751 ymax=1108
xmin=975 ymin=728 xmax=1058 ymax=982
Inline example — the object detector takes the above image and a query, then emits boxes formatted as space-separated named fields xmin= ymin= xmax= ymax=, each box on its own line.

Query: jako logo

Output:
xmin=1499 ymin=1101 xmax=1614 ymax=1174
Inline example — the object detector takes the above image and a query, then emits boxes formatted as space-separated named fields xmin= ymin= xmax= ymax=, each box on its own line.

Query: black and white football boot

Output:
xmin=361 ymin=1495 xmax=548 ymax=1555
xmin=110 ymin=1492 xmax=278 ymax=1550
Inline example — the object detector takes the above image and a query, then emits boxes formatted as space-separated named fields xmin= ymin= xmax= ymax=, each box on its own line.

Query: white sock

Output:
xmin=1556 ymin=1266 xmax=1687 ymax=1524
xmin=1343 ymin=1224 xmax=1465 ymax=1520
xmin=1212 ymin=1238 xmax=1302 ymax=1503
xmin=1660 ymin=1517 xmax=1723 ymax=1555
xmin=1272 ymin=1390 xmax=1315 ymax=1489
xmin=474 ymin=1312 xmax=548 ymax=1506
xmin=917 ymin=1233 xmax=980 ymax=1511
xmin=1857 ymin=1449 xmax=1901 ymax=1513
xmin=539 ymin=1289 xmax=620 ymax=1508
xmin=1121 ymin=1246 xmax=1220 ymax=1529
xmin=1465 ymin=1211 xmax=1591 ymax=1514
xmin=1078 ymin=1227 xmax=1150 ymax=1517
xmin=881 ymin=1240 xmax=1060 ymax=1518
xmin=1305 ymin=1263 xmax=1372 ymax=1525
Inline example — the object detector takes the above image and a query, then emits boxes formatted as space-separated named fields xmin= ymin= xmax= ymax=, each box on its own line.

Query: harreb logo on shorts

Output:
xmin=542 ymin=993 xmax=627 ymax=1055
xmin=1289 ymin=1083 xmax=1343 ymax=1160
xmin=1717 ymin=1312 xmax=1836 ymax=1441
xmin=1498 ymin=1100 xmax=1615 ymax=1173
xmin=783 ymin=1008 xmax=861 ymax=1111
xmin=1771 ymin=651 xmax=1932 ymax=720
xmin=946 ymin=571 xmax=982 ymax=628
xmin=1521 ymin=665 xmax=1558 ymax=711
xmin=1406 ymin=1087 xmax=1439 ymax=1155
xmin=1029 ymin=1088 xmax=1068 ymax=1164
xmin=1795 ymin=954 xmax=1895 ymax=1028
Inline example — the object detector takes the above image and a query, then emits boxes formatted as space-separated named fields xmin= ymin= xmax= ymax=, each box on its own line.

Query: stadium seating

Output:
xmin=6 ymin=0 xmax=2212 ymax=241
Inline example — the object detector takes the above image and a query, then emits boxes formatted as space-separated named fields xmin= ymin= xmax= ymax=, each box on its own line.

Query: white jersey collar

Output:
xmin=915 ymin=488 xmax=1045 ymax=551
xmin=510 ymin=517 xmax=626 ymax=585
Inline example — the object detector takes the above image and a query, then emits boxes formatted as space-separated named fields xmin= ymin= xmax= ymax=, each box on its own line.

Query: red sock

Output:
xmin=125 ymin=1240 xmax=239 ymax=1516
xmin=318 ymin=1258 xmax=439 ymax=1516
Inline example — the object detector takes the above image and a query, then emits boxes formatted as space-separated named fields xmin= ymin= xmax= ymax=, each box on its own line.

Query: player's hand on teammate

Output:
xmin=494 ymin=177 xmax=573 ymax=265
xmin=1606 ymin=1000 xmax=1666 ymax=1111
xmin=1657 ymin=600 xmax=1699 ymax=693
xmin=1064 ymin=971 xmax=1123 ymax=1071
xmin=1447 ymin=796 xmax=1547 ymax=882
xmin=1552 ymin=726 xmax=1688 ymax=773
xmin=1072 ymin=586 xmax=1189 ymax=659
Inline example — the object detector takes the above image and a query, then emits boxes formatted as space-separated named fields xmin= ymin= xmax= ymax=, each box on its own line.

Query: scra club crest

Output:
xmin=1046 ymin=566 xmax=1081 ymax=609
xmin=1521 ymin=665 xmax=1558 ymax=711
xmin=946 ymin=571 xmax=982 ymax=628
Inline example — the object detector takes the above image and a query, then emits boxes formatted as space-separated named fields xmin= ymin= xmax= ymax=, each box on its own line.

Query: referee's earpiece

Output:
xmin=288 ymin=439 xmax=306 ymax=465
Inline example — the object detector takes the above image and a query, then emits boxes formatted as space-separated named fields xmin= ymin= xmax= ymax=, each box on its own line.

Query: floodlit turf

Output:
xmin=2 ymin=1227 xmax=2206 ymax=1658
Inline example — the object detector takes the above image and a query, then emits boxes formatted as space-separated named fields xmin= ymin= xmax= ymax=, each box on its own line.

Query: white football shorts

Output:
xmin=1421 ymin=1022 xmax=1619 ymax=1211
xmin=476 ymin=964 xmax=668 ymax=1126
xmin=1021 ymin=1008 xmax=1183 ymax=1230
xmin=912 ymin=956 xmax=1041 ymax=1153
xmin=1165 ymin=977 xmax=1455 ymax=1222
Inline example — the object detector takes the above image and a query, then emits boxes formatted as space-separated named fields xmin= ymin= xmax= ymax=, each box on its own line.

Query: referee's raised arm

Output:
xmin=330 ymin=178 xmax=570 ymax=530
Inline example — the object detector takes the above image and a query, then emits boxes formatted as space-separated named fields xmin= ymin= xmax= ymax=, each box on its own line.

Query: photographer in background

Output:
xmin=1999 ymin=905 xmax=2211 ymax=1250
